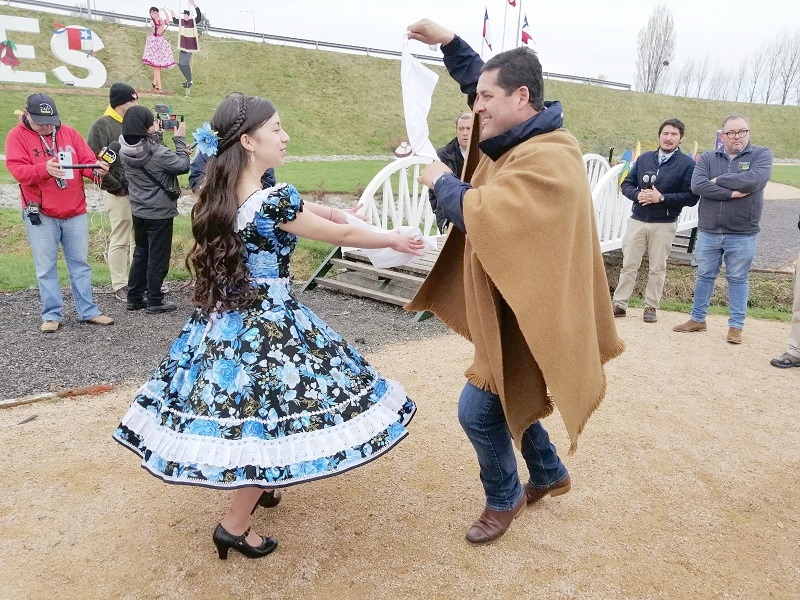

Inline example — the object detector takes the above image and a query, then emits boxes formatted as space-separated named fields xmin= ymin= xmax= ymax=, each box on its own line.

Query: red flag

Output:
xmin=482 ymin=8 xmax=493 ymax=51
xmin=521 ymin=15 xmax=532 ymax=45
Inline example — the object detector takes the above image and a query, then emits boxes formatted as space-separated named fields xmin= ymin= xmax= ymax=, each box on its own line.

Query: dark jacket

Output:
xmin=120 ymin=134 xmax=189 ymax=219
xmin=620 ymin=149 xmax=699 ymax=222
xmin=189 ymin=151 xmax=275 ymax=192
xmin=431 ymin=36 xmax=565 ymax=233
xmin=87 ymin=112 xmax=127 ymax=195
xmin=428 ymin=137 xmax=465 ymax=232
xmin=691 ymin=142 xmax=773 ymax=234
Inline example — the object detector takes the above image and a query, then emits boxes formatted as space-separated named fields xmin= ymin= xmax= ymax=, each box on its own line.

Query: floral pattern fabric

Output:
xmin=142 ymin=20 xmax=176 ymax=68
xmin=114 ymin=184 xmax=416 ymax=488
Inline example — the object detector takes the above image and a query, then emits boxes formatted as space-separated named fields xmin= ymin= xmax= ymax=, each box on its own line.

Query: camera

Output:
xmin=641 ymin=171 xmax=657 ymax=189
xmin=154 ymin=103 xmax=183 ymax=130
xmin=26 ymin=202 xmax=42 ymax=225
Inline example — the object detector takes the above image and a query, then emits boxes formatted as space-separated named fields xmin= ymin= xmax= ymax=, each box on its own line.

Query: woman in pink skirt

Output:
xmin=142 ymin=6 xmax=176 ymax=91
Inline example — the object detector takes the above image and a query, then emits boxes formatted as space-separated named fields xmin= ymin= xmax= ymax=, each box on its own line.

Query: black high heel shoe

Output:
xmin=250 ymin=489 xmax=282 ymax=514
xmin=212 ymin=524 xmax=277 ymax=560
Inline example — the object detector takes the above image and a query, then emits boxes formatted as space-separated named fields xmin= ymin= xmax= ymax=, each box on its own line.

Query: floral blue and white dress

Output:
xmin=114 ymin=184 xmax=416 ymax=489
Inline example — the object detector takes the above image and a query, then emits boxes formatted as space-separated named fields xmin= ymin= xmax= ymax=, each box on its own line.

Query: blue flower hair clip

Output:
xmin=193 ymin=121 xmax=219 ymax=157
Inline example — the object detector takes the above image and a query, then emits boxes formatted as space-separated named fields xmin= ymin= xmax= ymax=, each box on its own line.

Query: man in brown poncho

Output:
xmin=406 ymin=19 xmax=625 ymax=546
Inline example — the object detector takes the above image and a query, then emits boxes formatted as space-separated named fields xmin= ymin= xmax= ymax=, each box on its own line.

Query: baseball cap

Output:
xmin=25 ymin=93 xmax=60 ymax=126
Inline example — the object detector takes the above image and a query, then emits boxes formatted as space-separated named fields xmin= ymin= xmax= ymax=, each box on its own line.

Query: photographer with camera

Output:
xmin=5 ymin=93 xmax=114 ymax=333
xmin=119 ymin=105 xmax=190 ymax=314
xmin=613 ymin=119 xmax=699 ymax=324
xmin=87 ymin=83 xmax=139 ymax=302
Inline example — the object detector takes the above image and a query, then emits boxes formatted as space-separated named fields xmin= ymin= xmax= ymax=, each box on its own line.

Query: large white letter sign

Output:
xmin=51 ymin=25 xmax=106 ymax=88
xmin=0 ymin=15 xmax=47 ymax=84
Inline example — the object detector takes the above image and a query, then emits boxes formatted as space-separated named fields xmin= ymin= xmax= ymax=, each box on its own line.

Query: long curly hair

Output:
xmin=186 ymin=94 xmax=277 ymax=312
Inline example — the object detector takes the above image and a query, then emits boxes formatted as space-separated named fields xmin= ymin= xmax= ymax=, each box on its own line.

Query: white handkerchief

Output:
xmin=344 ymin=213 xmax=437 ymax=269
xmin=401 ymin=35 xmax=439 ymax=160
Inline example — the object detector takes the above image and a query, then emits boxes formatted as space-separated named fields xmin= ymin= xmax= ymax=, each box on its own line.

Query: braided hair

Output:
xmin=186 ymin=95 xmax=277 ymax=312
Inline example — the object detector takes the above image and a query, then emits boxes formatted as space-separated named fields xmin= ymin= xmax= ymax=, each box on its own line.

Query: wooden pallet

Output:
xmin=301 ymin=239 xmax=445 ymax=321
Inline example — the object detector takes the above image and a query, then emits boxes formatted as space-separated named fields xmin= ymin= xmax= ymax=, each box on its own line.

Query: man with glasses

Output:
xmin=673 ymin=115 xmax=773 ymax=344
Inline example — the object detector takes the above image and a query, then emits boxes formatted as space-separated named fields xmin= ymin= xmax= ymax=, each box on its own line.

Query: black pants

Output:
xmin=128 ymin=216 xmax=173 ymax=307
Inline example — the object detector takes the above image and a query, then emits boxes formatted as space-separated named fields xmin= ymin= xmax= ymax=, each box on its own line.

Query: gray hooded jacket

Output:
xmin=119 ymin=134 xmax=190 ymax=219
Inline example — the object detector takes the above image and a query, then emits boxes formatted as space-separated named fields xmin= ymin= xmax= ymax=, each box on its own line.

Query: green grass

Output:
xmin=276 ymin=161 xmax=389 ymax=195
xmin=0 ymin=207 xmax=332 ymax=291
xmin=771 ymin=165 xmax=800 ymax=188
xmin=2 ymin=3 xmax=800 ymax=165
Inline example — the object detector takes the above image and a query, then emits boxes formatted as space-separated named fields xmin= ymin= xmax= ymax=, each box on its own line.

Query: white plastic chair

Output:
xmin=583 ymin=153 xmax=611 ymax=191
xmin=356 ymin=154 xmax=438 ymax=235
xmin=591 ymin=163 xmax=630 ymax=252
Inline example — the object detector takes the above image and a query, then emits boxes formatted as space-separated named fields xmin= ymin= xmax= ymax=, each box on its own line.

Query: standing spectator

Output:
xmin=119 ymin=106 xmax=189 ymax=314
xmin=674 ymin=115 xmax=773 ymax=344
xmin=770 ymin=213 xmax=800 ymax=368
xmin=87 ymin=83 xmax=139 ymax=302
xmin=5 ymin=93 xmax=114 ymax=333
xmin=613 ymin=119 xmax=699 ymax=323
xmin=406 ymin=19 xmax=624 ymax=546
xmin=166 ymin=0 xmax=202 ymax=89
xmin=142 ymin=6 xmax=175 ymax=91
xmin=428 ymin=112 xmax=472 ymax=232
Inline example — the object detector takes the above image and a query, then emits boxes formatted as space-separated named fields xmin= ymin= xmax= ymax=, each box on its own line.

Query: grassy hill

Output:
xmin=2 ymin=4 xmax=800 ymax=160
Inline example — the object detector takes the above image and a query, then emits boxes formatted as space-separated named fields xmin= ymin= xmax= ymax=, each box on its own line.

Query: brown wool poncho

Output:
xmin=407 ymin=126 xmax=625 ymax=452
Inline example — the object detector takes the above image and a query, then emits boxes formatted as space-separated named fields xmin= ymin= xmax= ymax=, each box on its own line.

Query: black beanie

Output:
xmin=109 ymin=83 xmax=138 ymax=109
xmin=122 ymin=105 xmax=154 ymax=143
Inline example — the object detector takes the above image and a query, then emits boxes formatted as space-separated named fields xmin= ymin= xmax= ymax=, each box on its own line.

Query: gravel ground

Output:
xmin=0 ymin=284 xmax=448 ymax=400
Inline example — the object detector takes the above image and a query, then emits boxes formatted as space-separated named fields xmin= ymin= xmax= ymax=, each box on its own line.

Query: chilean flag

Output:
xmin=67 ymin=27 xmax=92 ymax=52
xmin=521 ymin=15 xmax=532 ymax=45
xmin=482 ymin=8 xmax=493 ymax=51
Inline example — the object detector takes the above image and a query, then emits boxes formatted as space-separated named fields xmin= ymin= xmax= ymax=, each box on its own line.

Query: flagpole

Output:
xmin=515 ymin=0 xmax=523 ymax=48
xmin=502 ymin=0 xmax=508 ymax=52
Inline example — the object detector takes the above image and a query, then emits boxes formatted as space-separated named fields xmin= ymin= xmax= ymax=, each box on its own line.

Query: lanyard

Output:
xmin=38 ymin=130 xmax=56 ymax=157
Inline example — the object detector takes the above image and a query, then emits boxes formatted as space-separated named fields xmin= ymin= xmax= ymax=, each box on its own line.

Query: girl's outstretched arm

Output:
xmin=279 ymin=209 xmax=424 ymax=255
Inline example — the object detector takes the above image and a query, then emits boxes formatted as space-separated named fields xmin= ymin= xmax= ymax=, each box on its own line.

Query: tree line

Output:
xmin=635 ymin=4 xmax=800 ymax=105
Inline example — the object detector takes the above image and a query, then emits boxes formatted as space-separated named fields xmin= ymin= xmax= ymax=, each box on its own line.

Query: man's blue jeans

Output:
xmin=23 ymin=211 xmax=100 ymax=322
xmin=457 ymin=381 xmax=569 ymax=512
xmin=690 ymin=231 xmax=758 ymax=330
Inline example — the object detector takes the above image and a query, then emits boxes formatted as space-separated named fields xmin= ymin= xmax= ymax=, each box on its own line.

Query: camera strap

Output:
xmin=138 ymin=162 xmax=177 ymax=198
xmin=37 ymin=130 xmax=56 ymax=158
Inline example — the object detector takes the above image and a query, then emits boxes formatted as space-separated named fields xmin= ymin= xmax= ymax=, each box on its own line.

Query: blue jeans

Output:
xmin=457 ymin=381 xmax=569 ymax=512
xmin=690 ymin=231 xmax=758 ymax=330
xmin=23 ymin=211 xmax=100 ymax=322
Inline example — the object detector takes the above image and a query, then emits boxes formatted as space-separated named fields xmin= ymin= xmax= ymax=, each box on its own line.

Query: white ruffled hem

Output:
xmin=119 ymin=379 xmax=410 ymax=469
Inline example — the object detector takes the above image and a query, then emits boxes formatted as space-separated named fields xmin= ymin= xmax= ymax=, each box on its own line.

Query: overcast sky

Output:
xmin=32 ymin=0 xmax=799 ymax=85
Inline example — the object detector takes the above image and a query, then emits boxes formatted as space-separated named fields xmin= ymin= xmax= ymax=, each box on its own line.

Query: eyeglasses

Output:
xmin=722 ymin=129 xmax=749 ymax=139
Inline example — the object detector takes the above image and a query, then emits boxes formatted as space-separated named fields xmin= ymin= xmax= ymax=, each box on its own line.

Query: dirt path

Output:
xmin=1 ymin=309 xmax=798 ymax=599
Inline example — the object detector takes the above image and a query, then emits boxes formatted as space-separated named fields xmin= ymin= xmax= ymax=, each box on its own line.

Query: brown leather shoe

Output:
xmin=465 ymin=492 xmax=526 ymax=546
xmin=727 ymin=327 xmax=742 ymax=344
xmin=613 ymin=305 xmax=626 ymax=318
xmin=673 ymin=319 xmax=706 ymax=333
xmin=524 ymin=474 xmax=572 ymax=505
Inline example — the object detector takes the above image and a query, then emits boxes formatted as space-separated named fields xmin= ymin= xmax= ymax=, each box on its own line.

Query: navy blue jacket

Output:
xmin=432 ymin=36 xmax=564 ymax=233
xmin=691 ymin=143 xmax=773 ymax=234
xmin=620 ymin=149 xmax=699 ymax=223
xmin=189 ymin=151 xmax=275 ymax=192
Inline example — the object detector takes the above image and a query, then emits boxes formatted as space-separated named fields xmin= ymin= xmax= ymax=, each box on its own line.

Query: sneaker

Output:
xmin=673 ymin=319 xmax=707 ymax=333
xmin=113 ymin=286 xmax=129 ymax=302
xmin=613 ymin=305 xmax=626 ymax=318
xmin=726 ymin=327 xmax=742 ymax=344
xmin=40 ymin=320 xmax=60 ymax=333
xmin=643 ymin=307 xmax=657 ymax=323
xmin=770 ymin=352 xmax=800 ymax=368
xmin=146 ymin=302 xmax=177 ymax=314
xmin=83 ymin=314 xmax=115 ymax=326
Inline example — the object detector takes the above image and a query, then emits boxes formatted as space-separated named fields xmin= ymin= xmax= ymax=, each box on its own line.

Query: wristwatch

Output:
xmin=659 ymin=195 xmax=665 ymax=203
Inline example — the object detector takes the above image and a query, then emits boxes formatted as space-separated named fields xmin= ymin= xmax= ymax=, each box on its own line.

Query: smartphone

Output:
xmin=159 ymin=114 xmax=184 ymax=130
xmin=57 ymin=151 xmax=75 ymax=179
